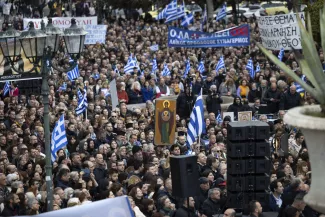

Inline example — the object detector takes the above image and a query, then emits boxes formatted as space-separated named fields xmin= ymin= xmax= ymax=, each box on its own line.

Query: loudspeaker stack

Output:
xmin=226 ymin=121 xmax=271 ymax=210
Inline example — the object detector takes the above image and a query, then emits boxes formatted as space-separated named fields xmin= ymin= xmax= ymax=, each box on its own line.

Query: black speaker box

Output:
xmin=255 ymin=158 xmax=271 ymax=174
xmin=170 ymin=155 xmax=199 ymax=198
xmin=227 ymin=175 xmax=245 ymax=192
xmin=227 ymin=141 xmax=256 ymax=158
xmin=255 ymin=175 xmax=270 ymax=191
xmin=255 ymin=141 xmax=271 ymax=157
xmin=227 ymin=192 xmax=270 ymax=210
xmin=227 ymin=121 xmax=270 ymax=141
xmin=228 ymin=158 xmax=248 ymax=175
xmin=228 ymin=175 xmax=270 ymax=192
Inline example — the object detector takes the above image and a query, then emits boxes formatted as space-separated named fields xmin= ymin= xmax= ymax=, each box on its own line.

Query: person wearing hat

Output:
xmin=195 ymin=177 xmax=210 ymax=213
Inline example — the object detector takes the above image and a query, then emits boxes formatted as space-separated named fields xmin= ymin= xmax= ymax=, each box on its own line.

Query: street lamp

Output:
xmin=0 ymin=18 xmax=86 ymax=212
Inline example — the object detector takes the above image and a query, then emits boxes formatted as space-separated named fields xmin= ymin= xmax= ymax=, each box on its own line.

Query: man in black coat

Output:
xmin=202 ymin=188 xmax=222 ymax=217
xmin=279 ymin=85 xmax=302 ymax=110
xmin=172 ymin=197 xmax=198 ymax=217
xmin=1 ymin=193 xmax=20 ymax=216
xmin=206 ymin=85 xmax=223 ymax=116
xmin=195 ymin=177 xmax=210 ymax=213
xmin=176 ymin=87 xmax=194 ymax=120
xmin=263 ymin=83 xmax=281 ymax=114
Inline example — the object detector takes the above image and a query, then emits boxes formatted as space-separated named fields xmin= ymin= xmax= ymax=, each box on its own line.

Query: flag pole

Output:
xmin=204 ymin=4 xmax=207 ymax=32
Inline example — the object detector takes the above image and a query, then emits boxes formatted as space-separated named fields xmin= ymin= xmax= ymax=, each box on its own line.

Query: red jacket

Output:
xmin=117 ymin=90 xmax=129 ymax=103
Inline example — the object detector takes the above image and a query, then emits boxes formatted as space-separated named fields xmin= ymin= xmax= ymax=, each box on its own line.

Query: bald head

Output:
xmin=223 ymin=208 xmax=236 ymax=217
xmin=290 ymin=85 xmax=296 ymax=94
xmin=271 ymin=83 xmax=277 ymax=91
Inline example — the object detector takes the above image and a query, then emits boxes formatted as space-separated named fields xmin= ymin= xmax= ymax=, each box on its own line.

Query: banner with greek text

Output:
xmin=257 ymin=13 xmax=305 ymax=50
xmin=168 ymin=24 xmax=250 ymax=48
xmin=23 ymin=17 xmax=98 ymax=30
xmin=84 ymin=25 xmax=107 ymax=45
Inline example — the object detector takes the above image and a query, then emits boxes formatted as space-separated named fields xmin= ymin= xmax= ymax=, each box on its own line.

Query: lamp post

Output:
xmin=0 ymin=18 xmax=86 ymax=212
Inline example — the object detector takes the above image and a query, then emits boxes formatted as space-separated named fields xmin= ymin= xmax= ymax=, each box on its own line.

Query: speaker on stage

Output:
xmin=170 ymin=155 xmax=199 ymax=198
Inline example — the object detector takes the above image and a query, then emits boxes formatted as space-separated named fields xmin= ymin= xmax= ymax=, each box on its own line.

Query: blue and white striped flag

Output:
xmin=57 ymin=82 xmax=67 ymax=92
xmin=278 ymin=48 xmax=284 ymax=61
xmin=216 ymin=4 xmax=227 ymax=21
xmin=124 ymin=55 xmax=137 ymax=74
xmin=162 ymin=63 xmax=171 ymax=76
xmin=246 ymin=58 xmax=255 ymax=79
xmin=256 ymin=63 xmax=261 ymax=73
xmin=156 ymin=7 xmax=167 ymax=20
xmin=215 ymin=56 xmax=225 ymax=73
xmin=200 ymin=6 xmax=207 ymax=31
xmin=186 ymin=89 xmax=205 ymax=149
xmin=181 ymin=13 xmax=194 ymax=27
xmin=149 ymin=44 xmax=159 ymax=51
xmin=51 ymin=114 xmax=68 ymax=163
xmin=216 ymin=112 xmax=223 ymax=124
xmin=3 ymin=81 xmax=10 ymax=96
xmin=77 ymin=88 xmax=83 ymax=103
xmin=114 ymin=67 xmax=120 ymax=75
xmin=165 ymin=0 xmax=178 ymax=16
xmin=165 ymin=5 xmax=185 ymax=23
xmin=197 ymin=61 xmax=205 ymax=74
xmin=76 ymin=87 xmax=88 ymax=116
xmin=91 ymin=73 xmax=100 ymax=80
xmin=67 ymin=65 xmax=80 ymax=81
xmin=295 ymin=75 xmax=306 ymax=93
xmin=183 ymin=59 xmax=191 ymax=78
xmin=152 ymin=58 xmax=158 ymax=73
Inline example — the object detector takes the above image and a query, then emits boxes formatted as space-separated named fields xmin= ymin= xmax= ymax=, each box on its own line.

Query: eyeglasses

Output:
xmin=112 ymin=116 xmax=117 ymax=118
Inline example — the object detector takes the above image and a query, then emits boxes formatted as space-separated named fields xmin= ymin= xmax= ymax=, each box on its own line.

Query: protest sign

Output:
xmin=109 ymin=79 xmax=119 ymax=109
xmin=23 ymin=17 xmax=98 ymax=29
xmin=168 ymin=24 xmax=250 ymax=48
xmin=84 ymin=25 xmax=107 ymax=45
xmin=257 ymin=13 xmax=305 ymax=50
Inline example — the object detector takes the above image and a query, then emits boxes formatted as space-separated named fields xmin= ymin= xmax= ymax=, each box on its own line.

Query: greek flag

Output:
xmin=156 ymin=7 xmax=167 ymax=20
xmin=152 ymin=58 xmax=158 ymax=73
xmin=197 ymin=61 xmax=205 ymax=74
xmin=187 ymin=89 xmax=205 ymax=149
xmin=200 ymin=6 xmax=207 ymax=31
xmin=216 ymin=112 xmax=223 ymax=124
xmin=165 ymin=5 xmax=185 ymax=23
xmin=51 ymin=115 xmax=68 ymax=163
xmin=162 ymin=63 xmax=171 ymax=76
xmin=165 ymin=0 xmax=178 ymax=16
xmin=183 ymin=59 xmax=191 ymax=78
xmin=114 ymin=67 xmax=120 ymax=75
xmin=150 ymin=44 xmax=159 ymax=51
xmin=91 ymin=73 xmax=100 ymax=80
xmin=295 ymin=75 xmax=306 ymax=93
xmin=278 ymin=48 xmax=284 ymax=61
xmin=3 ymin=81 xmax=10 ymax=96
xmin=246 ymin=58 xmax=255 ymax=79
xmin=181 ymin=13 xmax=194 ymax=27
xmin=256 ymin=63 xmax=261 ymax=73
xmin=216 ymin=4 xmax=227 ymax=21
xmin=57 ymin=82 xmax=67 ymax=92
xmin=67 ymin=65 xmax=80 ymax=81
xmin=77 ymin=88 xmax=83 ymax=102
xmin=215 ymin=56 xmax=225 ymax=73
xmin=76 ymin=87 xmax=88 ymax=116
xmin=124 ymin=55 xmax=137 ymax=74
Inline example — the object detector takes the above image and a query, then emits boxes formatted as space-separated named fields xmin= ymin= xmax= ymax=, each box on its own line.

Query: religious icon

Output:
xmin=155 ymin=99 xmax=176 ymax=145
xmin=238 ymin=111 xmax=252 ymax=122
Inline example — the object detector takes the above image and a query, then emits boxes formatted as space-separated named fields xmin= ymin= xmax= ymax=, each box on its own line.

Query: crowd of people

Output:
xmin=0 ymin=1 xmax=323 ymax=217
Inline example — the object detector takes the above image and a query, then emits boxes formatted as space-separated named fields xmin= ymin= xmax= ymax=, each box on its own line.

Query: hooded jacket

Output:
xmin=227 ymin=97 xmax=243 ymax=120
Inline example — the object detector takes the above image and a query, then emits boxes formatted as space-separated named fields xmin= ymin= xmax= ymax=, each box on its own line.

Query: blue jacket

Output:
xmin=269 ymin=193 xmax=281 ymax=212
xmin=141 ymin=87 xmax=154 ymax=102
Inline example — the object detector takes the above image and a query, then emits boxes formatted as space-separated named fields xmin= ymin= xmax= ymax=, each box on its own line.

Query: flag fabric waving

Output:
xmin=165 ymin=5 xmax=185 ymax=23
xmin=246 ymin=58 xmax=255 ymax=79
xmin=216 ymin=112 xmax=223 ymax=124
xmin=162 ymin=63 xmax=171 ymax=76
xmin=216 ymin=4 xmax=227 ymax=21
xmin=51 ymin=115 xmax=68 ymax=163
xmin=2 ymin=81 xmax=10 ymax=96
xmin=215 ymin=56 xmax=225 ymax=73
xmin=187 ymin=89 xmax=205 ymax=150
xmin=150 ymin=44 xmax=159 ymax=51
xmin=197 ymin=61 xmax=205 ymax=74
xmin=256 ymin=63 xmax=261 ymax=73
xmin=76 ymin=87 xmax=88 ymax=116
xmin=200 ymin=6 xmax=207 ymax=31
xmin=67 ymin=65 xmax=80 ymax=81
xmin=278 ymin=48 xmax=284 ymax=61
xmin=156 ymin=7 xmax=167 ymax=20
xmin=181 ymin=13 xmax=194 ymax=27
xmin=183 ymin=59 xmax=191 ymax=78
xmin=165 ymin=0 xmax=178 ymax=16
xmin=124 ymin=54 xmax=137 ymax=74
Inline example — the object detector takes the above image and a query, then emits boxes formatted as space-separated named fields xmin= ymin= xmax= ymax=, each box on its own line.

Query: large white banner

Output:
xmin=23 ymin=17 xmax=98 ymax=30
xmin=257 ymin=13 xmax=305 ymax=50
xmin=109 ymin=79 xmax=119 ymax=109
xmin=30 ymin=196 xmax=134 ymax=217
xmin=84 ymin=25 xmax=107 ymax=45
